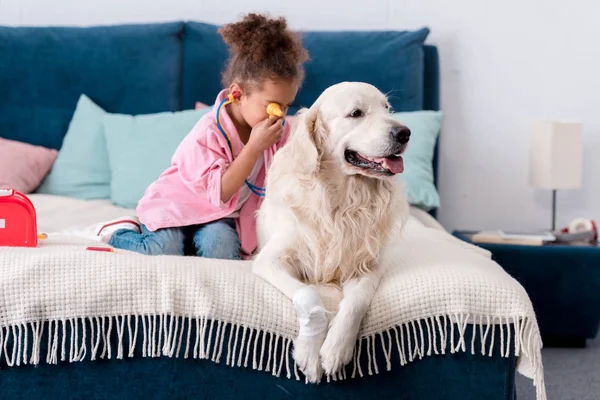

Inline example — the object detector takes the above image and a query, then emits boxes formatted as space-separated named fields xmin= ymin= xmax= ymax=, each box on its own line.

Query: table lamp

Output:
xmin=529 ymin=121 xmax=583 ymax=231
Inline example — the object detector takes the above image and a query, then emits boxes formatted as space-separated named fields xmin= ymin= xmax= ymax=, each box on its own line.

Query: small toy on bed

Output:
xmin=86 ymin=246 xmax=119 ymax=253
xmin=0 ymin=189 xmax=38 ymax=247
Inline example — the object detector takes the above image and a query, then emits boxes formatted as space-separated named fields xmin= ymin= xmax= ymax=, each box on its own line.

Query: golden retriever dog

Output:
xmin=253 ymin=82 xmax=411 ymax=382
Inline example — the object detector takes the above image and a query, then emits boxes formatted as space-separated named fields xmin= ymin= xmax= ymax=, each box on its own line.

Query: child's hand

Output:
xmin=247 ymin=116 xmax=283 ymax=155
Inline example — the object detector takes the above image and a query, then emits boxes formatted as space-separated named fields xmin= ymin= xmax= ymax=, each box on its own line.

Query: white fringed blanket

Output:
xmin=0 ymin=216 xmax=546 ymax=400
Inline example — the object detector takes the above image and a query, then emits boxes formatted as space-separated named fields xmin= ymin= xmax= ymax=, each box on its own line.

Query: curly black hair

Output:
xmin=218 ymin=13 xmax=310 ymax=89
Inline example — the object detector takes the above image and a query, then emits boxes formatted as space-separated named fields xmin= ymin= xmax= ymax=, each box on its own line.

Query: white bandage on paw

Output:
xmin=293 ymin=286 xmax=328 ymax=339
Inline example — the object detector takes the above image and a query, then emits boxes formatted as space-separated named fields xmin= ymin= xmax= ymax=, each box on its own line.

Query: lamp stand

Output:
xmin=551 ymin=189 xmax=557 ymax=232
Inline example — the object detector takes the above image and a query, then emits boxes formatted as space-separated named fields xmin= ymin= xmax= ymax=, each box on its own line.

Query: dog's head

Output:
xmin=290 ymin=82 xmax=410 ymax=179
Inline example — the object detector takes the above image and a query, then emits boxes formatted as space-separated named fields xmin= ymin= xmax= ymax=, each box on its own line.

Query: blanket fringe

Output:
xmin=0 ymin=314 xmax=546 ymax=400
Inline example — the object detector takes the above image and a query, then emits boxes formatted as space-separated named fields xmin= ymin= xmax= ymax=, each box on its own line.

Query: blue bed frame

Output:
xmin=0 ymin=324 xmax=516 ymax=399
xmin=0 ymin=23 xmax=517 ymax=399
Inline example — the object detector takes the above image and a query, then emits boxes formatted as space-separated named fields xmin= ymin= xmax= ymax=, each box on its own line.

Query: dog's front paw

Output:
xmin=320 ymin=315 xmax=358 ymax=376
xmin=293 ymin=335 xmax=325 ymax=383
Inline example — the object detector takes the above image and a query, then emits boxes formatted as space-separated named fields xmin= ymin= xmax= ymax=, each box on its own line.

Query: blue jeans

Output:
xmin=108 ymin=218 xmax=241 ymax=260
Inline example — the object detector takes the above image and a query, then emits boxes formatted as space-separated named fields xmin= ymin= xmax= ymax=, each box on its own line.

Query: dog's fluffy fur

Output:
xmin=253 ymin=82 xmax=410 ymax=381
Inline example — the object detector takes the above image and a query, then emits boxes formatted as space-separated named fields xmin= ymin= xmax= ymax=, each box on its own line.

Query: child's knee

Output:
xmin=202 ymin=242 xmax=240 ymax=259
xmin=146 ymin=228 xmax=186 ymax=256
xmin=146 ymin=240 xmax=185 ymax=256
xmin=196 ymin=222 xmax=240 ymax=259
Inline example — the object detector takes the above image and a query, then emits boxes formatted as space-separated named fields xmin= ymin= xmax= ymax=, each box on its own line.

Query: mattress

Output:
xmin=30 ymin=194 xmax=138 ymax=233
xmin=31 ymin=193 xmax=448 ymax=240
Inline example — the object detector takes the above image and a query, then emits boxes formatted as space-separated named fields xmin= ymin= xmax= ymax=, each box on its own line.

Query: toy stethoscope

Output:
xmin=215 ymin=91 xmax=285 ymax=198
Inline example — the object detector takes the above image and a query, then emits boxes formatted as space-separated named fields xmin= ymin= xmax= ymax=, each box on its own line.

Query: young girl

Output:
xmin=89 ymin=14 xmax=309 ymax=260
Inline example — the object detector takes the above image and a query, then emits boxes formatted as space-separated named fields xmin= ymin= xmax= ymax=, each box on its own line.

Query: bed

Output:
xmin=1 ymin=195 xmax=543 ymax=400
xmin=0 ymin=21 xmax=545 ymax=400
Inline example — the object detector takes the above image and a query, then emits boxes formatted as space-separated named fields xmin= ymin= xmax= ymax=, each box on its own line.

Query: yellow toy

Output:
xmin=266 ymin=103 xmax=283 ymax=117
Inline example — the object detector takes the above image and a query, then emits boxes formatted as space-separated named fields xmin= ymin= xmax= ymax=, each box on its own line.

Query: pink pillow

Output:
xmin=0 ymin=138 xmax=58 ymax=193
xmin=195 ymin=101 xmax=209 ymax=110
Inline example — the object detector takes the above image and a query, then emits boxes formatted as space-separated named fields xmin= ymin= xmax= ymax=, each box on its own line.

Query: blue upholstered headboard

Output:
xmin=0 ymin=22 xmax=434 ymax=146
xmin=0 ymin=22 xmax=440 ymax=211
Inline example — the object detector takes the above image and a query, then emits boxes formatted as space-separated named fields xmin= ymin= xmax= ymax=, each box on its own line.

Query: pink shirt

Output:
xmin=136 ymin=90 xmax=290 ymax=259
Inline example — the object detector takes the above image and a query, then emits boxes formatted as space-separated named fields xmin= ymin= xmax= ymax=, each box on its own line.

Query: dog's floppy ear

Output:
xmin=288 ymin=104 xmax=325 ymax=175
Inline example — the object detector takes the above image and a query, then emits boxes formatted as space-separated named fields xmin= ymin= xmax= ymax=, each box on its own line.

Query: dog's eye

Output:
xmin=347 ymin=109 xmax=364 ymax=118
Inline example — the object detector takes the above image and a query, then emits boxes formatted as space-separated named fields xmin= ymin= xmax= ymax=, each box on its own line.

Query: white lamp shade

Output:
xmin=529 ymin=121 xmax=583 ymax=190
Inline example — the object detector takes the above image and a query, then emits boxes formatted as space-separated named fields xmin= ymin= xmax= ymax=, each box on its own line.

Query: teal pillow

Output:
xmin=103 ymin=105 xmax=211 ymax=209
xmin=393 ymin=110 xmax=443 ymax=211
xmin=38 ymin=93 xmax=212 ymax=207
xmin=38 ymin=94 xmax=110 ymax=199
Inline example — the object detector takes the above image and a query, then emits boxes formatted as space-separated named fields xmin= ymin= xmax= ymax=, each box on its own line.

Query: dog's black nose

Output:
xmin=391 ymin=125 xmax=411 ymax=144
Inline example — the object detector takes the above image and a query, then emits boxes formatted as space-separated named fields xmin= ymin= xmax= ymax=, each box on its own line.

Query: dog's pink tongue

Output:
xmin=376 ymin=156 xmax=404 ymax=174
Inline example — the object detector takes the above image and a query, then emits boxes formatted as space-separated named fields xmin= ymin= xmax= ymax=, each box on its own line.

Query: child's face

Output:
xmin=235 ymin=79 xmax=299 ymax=128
